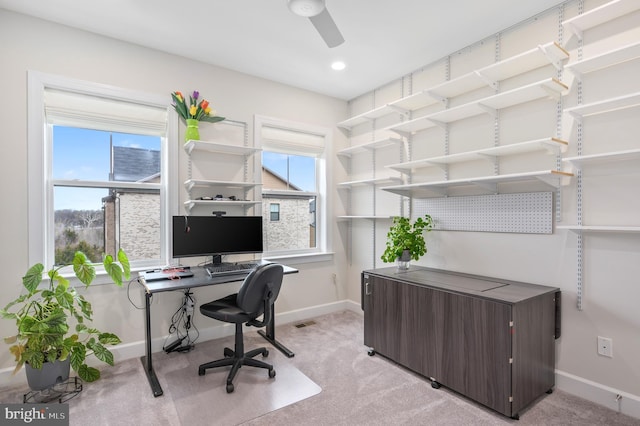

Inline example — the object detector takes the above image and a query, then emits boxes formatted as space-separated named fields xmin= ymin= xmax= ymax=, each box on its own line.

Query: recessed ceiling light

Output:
xmin=331 ymin=61 xmax=346 ymax=71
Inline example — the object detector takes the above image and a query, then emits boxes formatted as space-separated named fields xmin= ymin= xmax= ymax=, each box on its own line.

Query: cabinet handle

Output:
xmin=365 ymin=281 xmax=371 ymax=295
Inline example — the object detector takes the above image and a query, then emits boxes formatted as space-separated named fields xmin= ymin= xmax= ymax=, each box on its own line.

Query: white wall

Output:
xmin=0 ymin=9 xmax=348 ymax=386
xmin=342 ymin=0 xmax=640 ymax=417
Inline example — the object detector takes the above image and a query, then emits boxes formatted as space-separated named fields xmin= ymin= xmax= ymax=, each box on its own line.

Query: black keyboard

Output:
xmin=206 ymin=263 xmax=258 ymax=277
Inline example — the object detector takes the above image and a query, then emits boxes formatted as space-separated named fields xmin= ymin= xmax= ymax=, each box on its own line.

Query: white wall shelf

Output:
xmin=337 ymin=177 xmax=402 ymax=189
xmin=565 ymin=40 xmax=640 ymax=79
xmin=430 ymin=42 xmax=568 ymax=99
xmin=184 ymin=140 xmax=261 ymax=156
xmin=387 ymin=137 xmax=567 ymax=174
xmin=565 ymin=91 xmax=640 ymax=120
xmin=336 ymin=104 xmax=401 ymax=130
xmin=563 ymin=148 xmax=640 ymax=169
xmin=337 ymin=42 xmax=568 ymax=133
xmin=184 ymin=179 xmax=261 ymax=192
xmin=390 ymin=78 xmax=568 ymax=135
xmin=336 ymin=137 xmax=403 ymax=157
xmin=183 ymin=199 xmax=261 ymax=213
xmin=557 ymin=225 xmax=640 ymax=234
xmin=562 ymin=0 xmax=640 ymax=41
xmin=381 ymin=170 xmax=572 ymax=198
xmin=337 ymin=215 xmax=394 ymax=220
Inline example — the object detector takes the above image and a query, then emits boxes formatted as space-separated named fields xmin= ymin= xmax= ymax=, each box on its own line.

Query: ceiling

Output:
xmin=0 ymin=0 xmax=567 ymax=100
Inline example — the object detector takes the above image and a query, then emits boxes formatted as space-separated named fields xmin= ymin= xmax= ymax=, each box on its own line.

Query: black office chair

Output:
xmin=197 ymin=263 xmax=283 ymax=393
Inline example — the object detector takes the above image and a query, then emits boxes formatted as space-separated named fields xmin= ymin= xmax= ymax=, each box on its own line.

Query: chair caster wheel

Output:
xmin=198 ymin=368 xmax=205 ymax=376
xmin=224 ymin=347 xmax=233 ymax=357
xmin=226 ymin=383 xmax=234 ymax=393
xmin=269 ymin=368 xmax=276 ymax=378
xmin=431 ymin=381 xmax=441 ymax=389
xmin=263 ymin=349 xmax=269 ymax=357
xmin=367 ymin=349 xmax=375 ymax=356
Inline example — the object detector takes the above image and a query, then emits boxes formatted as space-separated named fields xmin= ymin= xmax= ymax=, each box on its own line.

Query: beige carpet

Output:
xmin=1 ymin=310 xmax=639 ymax=425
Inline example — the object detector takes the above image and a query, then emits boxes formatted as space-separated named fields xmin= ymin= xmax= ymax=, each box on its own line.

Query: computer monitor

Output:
xmin=172 ymin=215 xmax=263 ymax=265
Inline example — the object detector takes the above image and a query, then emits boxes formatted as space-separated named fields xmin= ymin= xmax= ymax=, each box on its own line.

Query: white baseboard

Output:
xmin=555 ymin=370 xmax=640 ymax=420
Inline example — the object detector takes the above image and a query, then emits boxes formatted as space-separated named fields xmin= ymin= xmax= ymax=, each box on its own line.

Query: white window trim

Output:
xmin=27 ymin=71 xmax=179 ymax=274
xmin=254 ymin=115 xmax=332 ymax=262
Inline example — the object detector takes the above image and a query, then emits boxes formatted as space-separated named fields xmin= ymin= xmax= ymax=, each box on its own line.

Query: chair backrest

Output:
xmin=236 ymin=263 xmax=283 ymax=323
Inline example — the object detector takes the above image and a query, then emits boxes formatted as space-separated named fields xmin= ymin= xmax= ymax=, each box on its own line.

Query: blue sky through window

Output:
xmin=53 ymin=126 xmax=161 ymax=210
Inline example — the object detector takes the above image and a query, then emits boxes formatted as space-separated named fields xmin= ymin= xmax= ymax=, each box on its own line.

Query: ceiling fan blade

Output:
xmin=309 ymin=8 xmax=344 ymax=48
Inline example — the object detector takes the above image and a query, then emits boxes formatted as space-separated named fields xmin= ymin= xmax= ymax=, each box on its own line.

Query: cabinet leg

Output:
xmin=367 ymin=348 xmax=375 ymax=356
xmin=431 ymin=380 xmax=441 ymax=389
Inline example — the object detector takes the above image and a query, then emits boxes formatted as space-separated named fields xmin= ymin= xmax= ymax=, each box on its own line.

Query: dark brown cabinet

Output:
xmin=362 ymin=267 xmax=559 ymax=419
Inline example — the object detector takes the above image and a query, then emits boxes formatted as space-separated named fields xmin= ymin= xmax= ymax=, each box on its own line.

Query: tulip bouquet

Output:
xmin=171 ymin=90 xmax=225 ymax=123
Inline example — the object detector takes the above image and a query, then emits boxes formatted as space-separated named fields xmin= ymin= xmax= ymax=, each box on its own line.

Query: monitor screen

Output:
xmin=172 ymin=215 xmax=263 ymax=260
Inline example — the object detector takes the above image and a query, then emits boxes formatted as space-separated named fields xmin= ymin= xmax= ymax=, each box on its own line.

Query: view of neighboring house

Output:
xmin=103 ymin=146 xmax=314 ymax=259
xmin=104 ymin=145 xmax=161 ymax=259
xmin=262 ymin=166 xmax=316 ymax=251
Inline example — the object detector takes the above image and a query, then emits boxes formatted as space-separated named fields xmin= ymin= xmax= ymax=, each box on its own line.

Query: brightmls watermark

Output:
xmin=1 ymin=404 xmax=68 ymax=425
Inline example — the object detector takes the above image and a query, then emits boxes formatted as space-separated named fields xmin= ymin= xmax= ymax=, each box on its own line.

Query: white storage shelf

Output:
xmin=337 ymin=177 xmax=402 ymax=189
xmin=387 ymin=137 xmax=567 ymax=174
xmin=184 ymin=179 xmax=261 ymax=191
xmin=565 ymin=40 xmax=640 ymax=78
xmin=184 ymin=140 xmax=261 ymax=156
xmin=557 ymin=225 xmax=640 ymax=234
xmin=563 ymin=148 xmax=640 ymax=169
xmin=562 ymin=0 xmax=640 ymax=41
xmin=389 ymin=78 xmax=568 ymax=135
xmin=565 ymin=91 xmax=640 ymax=120
xmin=381 ymin=170 xmax=573 ymax=198
xmin=336 ymin=137 xmax=403 ymax=157
xmin=337 ymin=42 xmax=568 ymax=132
xmin=183 ymin=199 xmax=261 ymax=212
xmin=337 ymin=215 xmax=394 ymax=221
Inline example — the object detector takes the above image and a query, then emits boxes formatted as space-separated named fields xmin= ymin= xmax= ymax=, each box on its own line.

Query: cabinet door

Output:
xmin=437 ymin=292 xmax=512 ymax=416
xmin=363 ymin=275 xmax=441 ymax=378
xmin=363 ymin=275 xmax=402 ymax=360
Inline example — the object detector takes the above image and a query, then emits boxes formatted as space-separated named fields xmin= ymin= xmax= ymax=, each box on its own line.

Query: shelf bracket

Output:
xmin=542 ymin=85 xmax=562 ymax=101
xmin=427 ymin=90 xmax=449 ymax=106
xmin=428 ymin=119 xmax=448 ymax=129
xmin=471 ymin=181 xmax=498 ymax=193
xmin=389 ymin=128 xmax=412 ymax=139
xmin=539 ymin=44 xmax=564 ymax=71
xmin=478 ymin=103 xmax=497 ymax=118
xmin=387 ymin=105 xmax=410 ymax=117
xmin=474 ymin=70 xmax=498 ymax=90
xmin=534 ymin=175 xmax=561 ymax=189
xmin=184 ymin=201 xmax=195 ymax=213
xmin=476 ymin=152 xmax=499 ymax=163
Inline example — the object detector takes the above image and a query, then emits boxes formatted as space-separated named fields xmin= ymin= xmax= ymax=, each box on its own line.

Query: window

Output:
xmin=269 ymin=203 xmax=280 ymax=221
xmin=255 ymin=115 xmax=329 ymax=259
xmin=28 ymin=72 xmax=178 ymax=272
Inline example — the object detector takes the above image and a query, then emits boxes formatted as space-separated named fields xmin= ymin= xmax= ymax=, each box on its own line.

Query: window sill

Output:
xmin=263 ymin=251 xmax=334 ymax=265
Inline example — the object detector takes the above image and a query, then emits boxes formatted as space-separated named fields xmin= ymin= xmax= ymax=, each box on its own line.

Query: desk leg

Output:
xmin=258 ymin=303 xmax=294 ymax=358
xmin=140 ymin=291 xmax=163 ymax=397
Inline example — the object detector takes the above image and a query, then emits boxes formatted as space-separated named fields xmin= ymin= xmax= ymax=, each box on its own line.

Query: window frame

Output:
xmin=269 ymin=203 xmax=280 ymax=221
xmin=254 ymin=115 xmax=332 ymax=263
xmin=27 ymin=71 xmax=179 ymax=275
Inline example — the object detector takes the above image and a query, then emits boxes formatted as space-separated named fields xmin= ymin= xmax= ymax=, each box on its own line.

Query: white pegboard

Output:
xmin=414 ymin=192 xmax=553 ymax=234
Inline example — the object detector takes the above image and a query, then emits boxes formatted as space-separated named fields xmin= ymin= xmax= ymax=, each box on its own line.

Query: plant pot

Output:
xmin=25 ymin=358 xmax=71 ymax=391
xmin=396 ymin=249 xmax=411 ymax=271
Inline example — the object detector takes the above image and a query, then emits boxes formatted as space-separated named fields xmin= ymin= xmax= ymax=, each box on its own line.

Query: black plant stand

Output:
xmin=23 ymin=377 xmax=83 ymax=403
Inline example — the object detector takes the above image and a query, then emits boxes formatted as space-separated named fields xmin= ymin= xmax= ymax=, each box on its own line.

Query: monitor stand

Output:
xmin=203 ymin=254 xmax=231 ymax=269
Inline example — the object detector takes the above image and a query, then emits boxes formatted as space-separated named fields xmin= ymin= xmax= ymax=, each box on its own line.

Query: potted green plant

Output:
xmin=381 ymin=215 xmax=434 ymax=270
xmin=1 ymin=250 xmax=130 ymax=390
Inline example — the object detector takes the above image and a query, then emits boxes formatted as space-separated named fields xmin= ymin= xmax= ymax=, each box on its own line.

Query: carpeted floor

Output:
xmin=1 ymin=310 xmax=639 ymax=425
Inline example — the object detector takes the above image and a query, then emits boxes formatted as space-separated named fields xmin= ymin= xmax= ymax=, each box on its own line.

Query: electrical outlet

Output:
xmin=597 ymin=336 xmax=613 ymax=358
